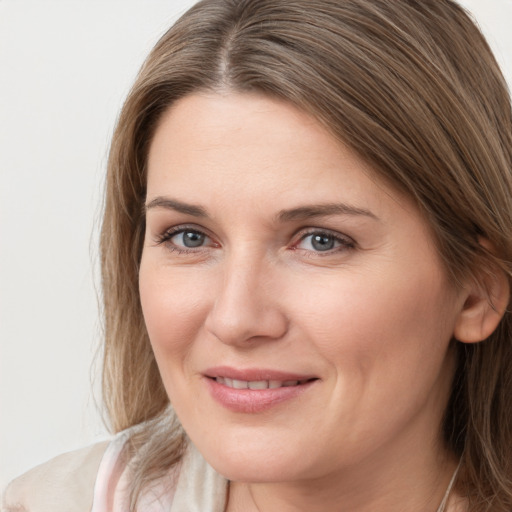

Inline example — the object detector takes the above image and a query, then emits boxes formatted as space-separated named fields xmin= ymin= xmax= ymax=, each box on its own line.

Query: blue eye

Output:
xmin=296 ymin=231 xmax=353 ymax=253
xmin=156 ymin=227 xmax=213 ymax=252
xmin=309 ymin=233 xmax=337 ymax=251
xmin=171 ymin=230 xmax=207 ymax=248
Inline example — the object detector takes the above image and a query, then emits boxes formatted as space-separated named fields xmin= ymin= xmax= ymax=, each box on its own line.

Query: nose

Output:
xmin=204 ymin=256 xmax=289 ymax=347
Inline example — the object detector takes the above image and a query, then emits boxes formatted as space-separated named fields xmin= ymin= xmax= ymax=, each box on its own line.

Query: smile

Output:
xmin=203 ymin=368 xmax=318 ymax=413
xmin=214 ymin=377 xmax=311 ymax=389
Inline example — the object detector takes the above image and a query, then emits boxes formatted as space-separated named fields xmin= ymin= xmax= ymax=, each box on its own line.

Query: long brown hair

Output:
xmin=100 ymin=1 xmax=512 ymax=509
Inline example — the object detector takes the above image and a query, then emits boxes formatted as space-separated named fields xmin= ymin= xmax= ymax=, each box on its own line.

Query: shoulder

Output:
xmin=2 ymin=441 xmax=110 ymax=512
xmin=2 ymin=433 xmax=228 ymax=512
xmin=95 ymin=435 xmax=228 ymax=512
xmin=94 ymin=435 xmax=228 ymax=512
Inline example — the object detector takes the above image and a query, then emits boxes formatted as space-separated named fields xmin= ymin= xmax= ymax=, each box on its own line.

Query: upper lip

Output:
xmin=203 ymin=366 xmax=318 ymax=382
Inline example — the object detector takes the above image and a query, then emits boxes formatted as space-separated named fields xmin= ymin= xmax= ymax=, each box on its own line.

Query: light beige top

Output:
xmin=2 ymin=432 xmax=228 ymax=512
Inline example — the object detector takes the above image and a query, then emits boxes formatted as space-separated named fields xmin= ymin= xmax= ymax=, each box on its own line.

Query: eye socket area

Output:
xmin=154 ymin=224 xmax=355 ymax=256
xmin=155 ymin=225 xmax=218 ymax=252
xmin=293 ymin=229 xmax=355 ymax=253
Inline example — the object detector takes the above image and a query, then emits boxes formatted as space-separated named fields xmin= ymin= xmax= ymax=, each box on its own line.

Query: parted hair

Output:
xmin=100 ymin=0 xmax=512 ymax=509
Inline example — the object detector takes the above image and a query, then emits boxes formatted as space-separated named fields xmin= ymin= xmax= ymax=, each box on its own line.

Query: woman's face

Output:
xmin=140 ymin=92 xmax=466 ymax=483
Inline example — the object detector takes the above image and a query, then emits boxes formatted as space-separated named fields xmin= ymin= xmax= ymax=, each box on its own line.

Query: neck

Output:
xmin=226 ymin=440 xmax=460 ymax=512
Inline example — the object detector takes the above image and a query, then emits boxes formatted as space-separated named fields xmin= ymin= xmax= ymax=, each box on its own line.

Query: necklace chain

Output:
xmin=435 ymin=461 xmax=461 ymax=512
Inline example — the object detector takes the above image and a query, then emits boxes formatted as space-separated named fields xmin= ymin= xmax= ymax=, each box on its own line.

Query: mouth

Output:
xmin=203 ymin=367 xmax=319 ymax=413
xmin=212 ymin=377 xmax=315 ymax=390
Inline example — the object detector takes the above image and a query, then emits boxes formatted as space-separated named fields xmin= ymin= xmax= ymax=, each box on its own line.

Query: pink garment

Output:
xmin=91 ymin=431 xmax=228 ymax=512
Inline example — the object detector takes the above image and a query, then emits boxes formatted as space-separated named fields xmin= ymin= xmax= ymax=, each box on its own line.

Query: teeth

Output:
xmin=215 ymin=377 xmax=305 ymax=389
xmin=248 ymin=380 xmax=268 ymax=390
xmin=232 ymin=379 xmax=248 ymax=389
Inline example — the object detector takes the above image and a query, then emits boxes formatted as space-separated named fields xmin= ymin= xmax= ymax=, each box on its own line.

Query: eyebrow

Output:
xmin=145 ymin=197 xmax=208 ymax=217
xmin=145 ymin=196 xmax=378 ymax=222
xmin=276 ymin=203 xmax=378 ymax=222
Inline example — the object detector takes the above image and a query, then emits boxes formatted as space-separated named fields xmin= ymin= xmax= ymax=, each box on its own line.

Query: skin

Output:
xmin=139 ymin=92 xmax=469 ymax=511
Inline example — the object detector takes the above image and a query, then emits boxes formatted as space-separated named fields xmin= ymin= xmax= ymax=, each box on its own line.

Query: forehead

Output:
xmin=148 ymin=92 xmax=344 ymax=178
xmin=146 ymin=92 xmax=407 ymax=212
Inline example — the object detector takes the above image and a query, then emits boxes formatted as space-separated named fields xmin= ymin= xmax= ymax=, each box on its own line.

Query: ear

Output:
xmin=454 ymin=250 xmax=510 ymax=344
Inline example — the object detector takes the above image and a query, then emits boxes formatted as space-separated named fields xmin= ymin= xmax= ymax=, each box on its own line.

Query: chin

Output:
xmin=193 ymin=435 xmax=315 ymax=483
xmin=209 ymin=457 xmax=300 ymax=483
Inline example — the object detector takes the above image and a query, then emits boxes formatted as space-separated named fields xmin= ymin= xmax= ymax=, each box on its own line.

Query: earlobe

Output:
xmin=453 ymin=266 xmax=510 ymax=344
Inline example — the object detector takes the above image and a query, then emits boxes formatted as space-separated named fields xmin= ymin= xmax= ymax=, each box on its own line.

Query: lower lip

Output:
xmin=204 ymin=377 xmax=317 ymax=413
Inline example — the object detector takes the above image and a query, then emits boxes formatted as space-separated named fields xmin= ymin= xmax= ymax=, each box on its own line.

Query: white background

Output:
xmin=1 ymin=0 xmax=511 ymax=491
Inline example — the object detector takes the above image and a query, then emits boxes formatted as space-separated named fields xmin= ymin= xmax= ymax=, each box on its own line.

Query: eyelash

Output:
xmin=154 ymin=225 xmax=215 ymax=254
xmin=154 ymin=225 xmax=355 ymax=256
xmin=293 ymin=229 xmax=355 ymax=256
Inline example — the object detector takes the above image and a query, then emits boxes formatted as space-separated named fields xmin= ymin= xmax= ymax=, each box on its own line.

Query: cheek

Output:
xmin=286 ymin=267 xmax=459 ymax=449
xmin=292 ymin=264 xmax=458 ymax=379
xmin=138 ymin=260 xmax=211 ymax=367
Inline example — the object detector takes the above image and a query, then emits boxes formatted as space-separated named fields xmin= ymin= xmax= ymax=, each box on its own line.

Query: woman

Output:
xmin=3 ymin=0 xmax=512 ymax=511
